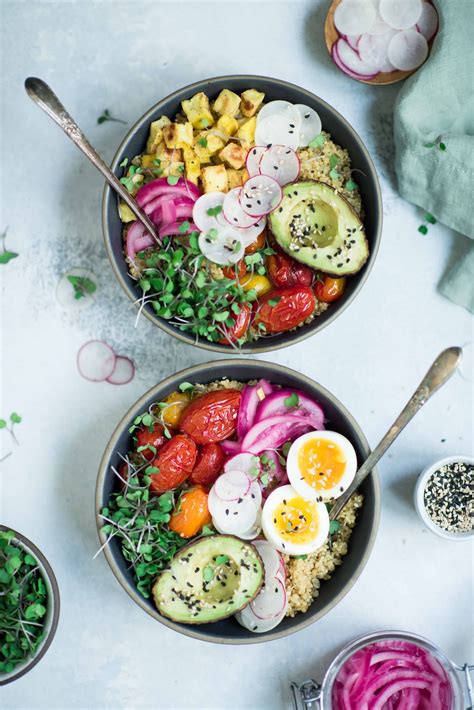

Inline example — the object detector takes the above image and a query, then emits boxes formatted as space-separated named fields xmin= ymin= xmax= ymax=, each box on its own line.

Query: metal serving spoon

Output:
xmin=330 ymin=346 xmax=463 ymax=521
xmin=24 ymin=77 xmax=160 ymax=243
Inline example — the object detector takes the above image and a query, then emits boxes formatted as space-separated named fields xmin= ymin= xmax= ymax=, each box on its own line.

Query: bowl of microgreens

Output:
xmin=0 ymin=527 xmax=60 ymax=685
xmin=102 ymin=75 xmax=382 ymax=353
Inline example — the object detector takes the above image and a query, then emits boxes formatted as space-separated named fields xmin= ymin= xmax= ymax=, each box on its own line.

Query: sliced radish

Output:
xmin=209 ymin=495 xmax=258 ymax=535
xmin=239 ymin=176 xmax=282 ymax=218
xmin=294 ymin=105 xmax=322 ymax=148
xmin=367 ymin=0 xmax=392 ymax=35
xmin=332 ymin=42 xmax=378 ymax=81
xmin=248 ymin=479 xmax=262 ymax=510
xmin=246 ymin=146 xmax=268 ymax=177
xmin=198 ymin=227 xmax=244 ymax=266
xmin=337 ymin=37 xmax=383 ymax=77
xmin=224 ymin=453 xmax=261 ymax=479
xmin=231 ymin=217 xmax=267 ymax=246
xmin=255 ymin=114 xmax=300 ymax=151
xmin=223 ymin=188 xmax=260 ymax=228
xmin=416 ymin=1 xmax=438 ymax=41
xmin=235 ymin=598 xmax=286 ymax=633
xmin=56 ymin=268 xmax=96 ymax=311
xmin=213 ymin=470 xmax=251 ymax=502
xmin=379 ymin=0 xmax=422 ymax=30
xmin=251 ymin=574 xmax=287 ymax=620
xmin=77 ymin=340 xmax=116 ymax=382
xmin=346 ymin=34 xmax=361 ymax=50
xmin=388 ymin=29 xmax=428 ymax=70
xmin=252 ymin=540 xmax=283 ymax=582
xmin=213 ymin=515 xmax=261 ymax=540
xmin=334 ymin=0 xmax=377 ymax=36
xmin=259 ymin=145 xmax=300 ymax=185
xmin=106 ymin=356 xmax=135 ymax=385
xmin=192 ymin=192 xmax=225 ymax=232
xmin=257 ymin=100 xmax=301 ymax=128
xmin=358 ymin=31 xmax=396 ymax=72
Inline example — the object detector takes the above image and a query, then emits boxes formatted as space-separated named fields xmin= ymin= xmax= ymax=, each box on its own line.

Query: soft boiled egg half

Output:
xmin=262 ymin=484 xmax=330 ymax=555
xmin=287 ymin=431 xmax=357 ymax=501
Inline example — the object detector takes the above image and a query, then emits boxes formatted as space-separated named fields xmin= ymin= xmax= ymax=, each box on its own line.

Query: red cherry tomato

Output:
xmin=190 ymin=443 xmax=225 ymax=486
xmin=218 ymin=303 xmax=251 ymax=344
xmin=255 ymin=285 xmax=316 ymax=334
xmin=180 ymin=390 xmax=241 ymax=444
xmin=136 ymin=423 xmax=167 ymax=461
xmin=149 ymin=434 xmax=197 ymax=494
xmin=117 ymin=462 xmax=130 ymax=491
xmin=245 ymin=229 xmax=266 ymax=254
xmin=222 ymin=260 xmax=247 ymax=280
xmin=314 ymin=276 xmax=346 ymax=303
xmin=266 ymin=252 xmax=314 ymax=287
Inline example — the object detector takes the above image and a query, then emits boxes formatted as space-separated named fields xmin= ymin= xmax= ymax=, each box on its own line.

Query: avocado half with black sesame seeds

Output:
xmin=269 ymin=181 xmax=369 ymax=277
xmin=152 ymin=535 xmax=264 ymax=624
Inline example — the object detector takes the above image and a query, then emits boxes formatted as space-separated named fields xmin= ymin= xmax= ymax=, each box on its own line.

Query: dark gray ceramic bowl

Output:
xmin=0 ymin=526 xmax=60 ymax=685
xmin=102 ymin=75 xmax=382 ymax=354
xmin=95 ymin=360 xmax=380 ymax=644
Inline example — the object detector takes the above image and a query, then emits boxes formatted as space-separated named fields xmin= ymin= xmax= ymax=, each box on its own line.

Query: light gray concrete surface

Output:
xmin=1 ymin=1 xmax=473 ymax=708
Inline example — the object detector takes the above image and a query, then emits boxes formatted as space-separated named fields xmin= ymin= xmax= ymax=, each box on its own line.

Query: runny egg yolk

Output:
xmin=298 ymin=438 xmax=346 ymax=491
xmin=272 ymin=496 xmax=319 ymax=543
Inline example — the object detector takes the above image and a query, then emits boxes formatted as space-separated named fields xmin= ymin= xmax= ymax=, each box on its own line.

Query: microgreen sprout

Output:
xmin=67 ymin=274 xmax=97 ymax=301
xmin=0 ymin=228 xmax=18 ymax=265
xmin=424 ymin=136 xmax=447 ymax=151
xmin=97 ymin=109 xmax=127 ymax=125
xmin=309 ymin=134 xmax=326 ymax=149
xmin=0 ymin=412 xmax=22 ymax=461
xmin=418 ymin=211 xmax=437 ymax=235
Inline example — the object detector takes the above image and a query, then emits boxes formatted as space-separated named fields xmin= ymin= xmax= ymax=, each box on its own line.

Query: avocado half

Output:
xmin=269 ymin=180 xmax=369 ymax=277
xmin=152 ymin=535 xmax=264 ymax=625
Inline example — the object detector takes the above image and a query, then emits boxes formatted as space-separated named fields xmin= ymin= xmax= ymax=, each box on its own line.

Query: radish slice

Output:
xmin=77 ymin=340 xmax=116 ymax=382
xmin=198 ymin=227 xmax=244 ymax=266
xmin=235 ymin=598 xmax=286 ymax=633
xmin=106 ymin=356 xmax=135 ymax=385
xmin=231 ymin=217 xmax=267 ymax=247
xmin=239 ymin=176 xmax=282 ymax=218
xmin=223 ymin=188 xmax=260 ymax=228
xmin=246 ymin=146 xmax=268 ymax=177
xmin=192 ymin=192 xmax=225 ymax=232
xmin=224 ymin=453 xmax=261 ymax=479
xmin=358 ymin=31 xmax=396 ymax=72
xmin=213 ymin=470 xmax=250 ymax=502
xmin=255 ymin=114 xmax=300 ymax=151
xmin=336 ymin=37 xmax=383 ymax=77
xmin=257 ymin=101 xmax=301 ymax=128
xmin=252 ymin=540 xmax=283 ymax=582
xmin=388 ymin=29 xmax=428 ymax=70
xmin=346 ymin=34 xmax=361 ymax=50
xmin=213 ymin=514 xmax=261 ymax=540
xmin=332 ymin=42 xmax=378 ymax=81
xmin=334 ymin=0 xmax=377 ymax=35
xmin=416 ymin=1 xmax=438 ymax=41
xmin=379 ymin=0 xmax=422 ymax=30
xmin=294 ymin=105 xmax=322 ymax=147
xmin=250 ymin=574 xmax=287 ymax=620
xmin=209 ymin=495 xmax=258 ymax=535
xmin=248 ymin=479 xmax=262 ymax=510
xmin=56 ymin=268 xmax=96 ymax=311
xmin=259 ymin=145 xmax=300 ymax=185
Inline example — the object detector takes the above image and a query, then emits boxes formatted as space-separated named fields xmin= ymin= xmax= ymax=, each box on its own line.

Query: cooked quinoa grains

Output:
xmin=423 ymin=461 xmax=474 ymax=533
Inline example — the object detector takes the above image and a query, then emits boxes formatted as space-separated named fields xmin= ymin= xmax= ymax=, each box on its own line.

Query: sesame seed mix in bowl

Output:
xmin=423 ymin=461 xmax=474 ymax=534
xmin=117 ymin=89 xmax=369 ymax=348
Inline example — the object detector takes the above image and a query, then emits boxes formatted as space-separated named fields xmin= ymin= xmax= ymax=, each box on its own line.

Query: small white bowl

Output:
xmin=414 ymin=455 xmax=474 ymax=541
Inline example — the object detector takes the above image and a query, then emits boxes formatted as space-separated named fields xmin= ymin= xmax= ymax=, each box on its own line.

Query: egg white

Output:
xmin=287 ymin=431 xmax=357 ymax=501
xmin=261 ymin=484 xmax=330 ymax=556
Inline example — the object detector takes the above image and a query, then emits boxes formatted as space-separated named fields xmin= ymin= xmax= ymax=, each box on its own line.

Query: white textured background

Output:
xmin=1 ymin=1 xmax=473 ymax=708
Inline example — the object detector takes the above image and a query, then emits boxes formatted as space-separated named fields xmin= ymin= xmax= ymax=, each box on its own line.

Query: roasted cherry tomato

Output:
xmin=223 ymin=260 xmax=247 ymax=280
xmin=314 ymin=276 xmax=346 ymax=303
xmin=266 ymin=252 xmax=314 ymax=287
xmin=245 ymin=229 xmax=266 ymax=254
xmin=254 ymin=285 xmax=316 ymax=334
xmin=117 ymin=462 xmax=130 ymax=491
xmin=169 ymin=486 xmax=212 ymax=538
xmin=218 ymin=303 xmax=251 ymax=344
xmin=149 ymin=434 xmax=197 ymax=494
xmin=180 ymin=389 xmax=241 ymax=444
xmin=190 ymin=443 xmax=225 ymax=486
xmin=161 ymin=391 xmax=191 ymax=428
xmin=136 ymin=423 xmax=166 ymax=461
xmin=241 ymin=274 xmax=272 ymax=296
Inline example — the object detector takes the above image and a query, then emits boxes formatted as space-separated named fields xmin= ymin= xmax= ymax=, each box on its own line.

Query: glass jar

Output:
xmin=290 ymin=630 xmax=473 ymax=709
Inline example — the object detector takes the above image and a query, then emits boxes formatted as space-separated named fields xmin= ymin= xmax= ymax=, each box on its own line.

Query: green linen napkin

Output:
xmin=393 ymin=0 xmax=474 ymax=313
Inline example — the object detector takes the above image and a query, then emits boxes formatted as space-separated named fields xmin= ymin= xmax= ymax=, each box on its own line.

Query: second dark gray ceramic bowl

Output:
xmin=95 ymin=359 xmax=380 ymax=644
xmin=102 ymin=75 xmax=382 ymax=354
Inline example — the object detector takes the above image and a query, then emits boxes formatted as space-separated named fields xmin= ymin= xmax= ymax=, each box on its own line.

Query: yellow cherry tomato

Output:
xmin=162 ymin=391 xmax=191 ymax=427
xmin=241 ymin=274 xmax=272 ymax=296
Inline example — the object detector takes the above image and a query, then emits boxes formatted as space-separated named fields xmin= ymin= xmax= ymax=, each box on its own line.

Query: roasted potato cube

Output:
xmin=237 ymin=117 xmax=257 ymax=146
xmin=141 ymin=154 xmax=160 ymax=169
xmin=155 ymin=142 xmax=183 ymax=163
xmin=181 ymin=92 xmax=215 ymax=129
xmin=240 ymin=89 xmax=265 ymax=117
xmin=212 ymin=89 xmax=241 ymax=117
xmin=217 ymin=115 xmax=239 ymax=136
xmin=183 ymin=148 xmax=201 ymax=185
xmin=146 ymin=116 xmax=172 ymax=154
xmin=201 ymin=164 xmax=228 ymax=193
xmin=227 ymin=168 xmax=249 ymax=190
xmin=162 ymin=122 xmax=193 ymax=149
xmin=219 ymin=142 xmax=247 ymax=170
xmin=118 ymin=202 xmax=137 ymax=223
xmin=161 ymin=161 xmax=185 ymax=178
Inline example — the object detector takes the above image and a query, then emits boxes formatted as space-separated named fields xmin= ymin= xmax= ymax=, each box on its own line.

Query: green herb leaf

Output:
xmin=309 ymin=134 xmax=325 ymax=148
xmin=438 ymin=142 xmax=446 ymax=151
xmin=167 ymin=175 xmax=180 ymax=186
xmin=197 ymin=137 xmax=208 ymax=148
xmin=418 ymin=225 xmax=428 ymax=235
xmin=345 ymin=179 xmax=358 ymax=191
xmin=203 ymin=566 xmax=214 ymax=582
xmin=329 ymin=155 xmax=340 ymax=170
xmin=10 ymin=413 xmax=21 ymax=424
xmin=215 ymin=554 xmax=229 ymax=565
xmin=329 ymin=520 xmax=341 ymax=535
xmin=267 ymin=297 xmax=281 ymax=307
xmin=119 ymin=158 xmax=129 ymax=168
xmin=178 ymin=221 xmax=190 ymax=234
xmin=284 ymin=393 xmax=299 ymax=408
xmin=0 ymin=251 xmax=19 ymax=264
xmin=179 ymin=382 xmax=194 ymax=392
xmin=206 ymin=205 xmax=222 ymax=217
xmin=97 ymin=109 xmax=127 ymax=125
xmin=424 ymin=212 xmax=437 ymax=224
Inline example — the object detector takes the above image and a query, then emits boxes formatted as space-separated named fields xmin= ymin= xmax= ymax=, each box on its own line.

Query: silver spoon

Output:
xmin=330 ymin=346 xmax=462 ymax=521
xmin=24 ymin=77 xmax=160 ymax=243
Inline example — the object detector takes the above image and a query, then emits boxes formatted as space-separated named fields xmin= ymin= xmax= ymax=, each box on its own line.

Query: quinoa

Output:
xmin=284 ymin=493 xmax=364 ymax=616
xmin=298 ymin=131 xmax=363 ymax=217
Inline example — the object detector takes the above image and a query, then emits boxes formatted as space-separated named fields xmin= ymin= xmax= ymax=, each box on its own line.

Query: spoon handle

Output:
xmin=329 ymin=347 xmax=462 ymax=521
xmin=24 ymin=77 xmax=160 ymax=242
